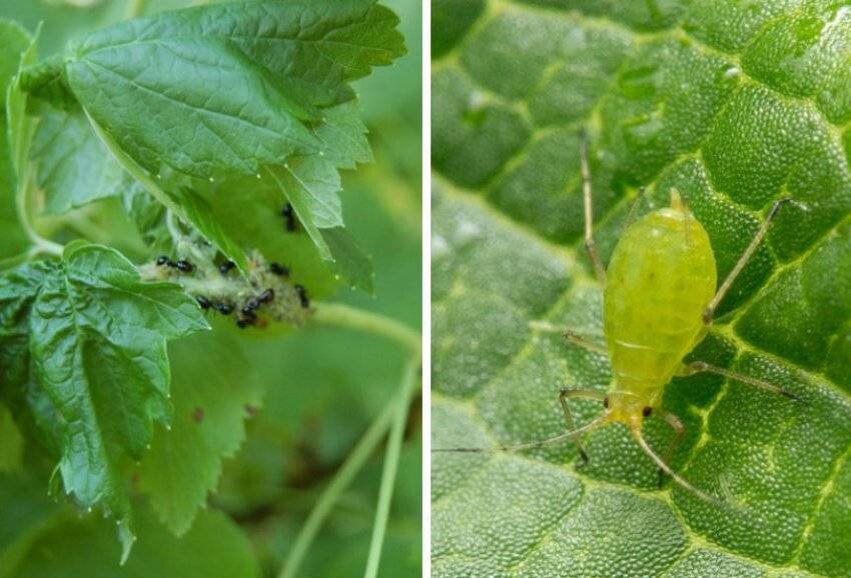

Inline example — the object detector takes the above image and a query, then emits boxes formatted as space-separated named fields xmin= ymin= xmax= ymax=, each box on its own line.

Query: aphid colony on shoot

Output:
xmin=438 ymin=132 xmax=808 ymax=508
xmin=141 ymin=242 xmax=311 ymax=330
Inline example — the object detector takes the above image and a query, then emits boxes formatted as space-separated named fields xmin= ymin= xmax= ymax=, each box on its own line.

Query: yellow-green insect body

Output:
xmin=603 ymin=191 xmax=716 ymax=422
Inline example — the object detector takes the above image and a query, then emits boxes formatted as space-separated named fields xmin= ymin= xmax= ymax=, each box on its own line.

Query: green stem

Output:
xmin=278 ymin=392 xmax=398 ymax=578
xmin=16 ymin=166 xmax=63 ymax=259
xmin=363 ymin=358 xmax=419 ymax=578
xmin=312 ymin=303 xmax=421 ymax=355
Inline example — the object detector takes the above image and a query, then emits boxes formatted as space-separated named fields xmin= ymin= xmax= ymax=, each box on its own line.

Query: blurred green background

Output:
xmin=0 ymin=0 xmax=422 ymax=576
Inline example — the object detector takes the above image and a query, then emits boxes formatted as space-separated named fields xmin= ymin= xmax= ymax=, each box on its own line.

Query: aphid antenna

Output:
xmin=433 ymin=418 xmax=603 ymax=454
xmin=561 ymin=329 xmax=607 ymax=355
xmin=630 ymin=426 xmax=746 ymax=515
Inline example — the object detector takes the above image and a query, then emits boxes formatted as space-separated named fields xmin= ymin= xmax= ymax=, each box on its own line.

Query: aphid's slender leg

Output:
xmin=579 ymin=130 xmax=607 ymax=285
xmin=630 ymin=425 xmax=725 ymax=508
xmin=703 ymin=197 xmax=806 ymax=324
xmin=680 ymin=361 xmax=800 ymax=401
xmin=562 ymin=329 xmax=607 ymax=355
xmin=656 ymin=410 xmax=685 ymax=488
xmin=433 ymin=417 xmax=605 ymax=454
xmin=560 ymin=388 xmax=607 ymax=463
xmin=623 ymin=186 xmax=646 ymax=228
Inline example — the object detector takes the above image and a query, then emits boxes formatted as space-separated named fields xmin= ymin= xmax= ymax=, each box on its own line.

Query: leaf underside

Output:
xmin=432 ymin=1 xmax=850 ymax=577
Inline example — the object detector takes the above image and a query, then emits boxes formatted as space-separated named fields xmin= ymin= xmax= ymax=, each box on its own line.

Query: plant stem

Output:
xmin=312 ymin=302 xmax=421 ymax=355
xmin=16 ymin=166 xmax=63 ymax=258
xmin=278 ymin=392 xmax=398 ymax=578
xmin=364 ymin=358 xmax=419 ymax=578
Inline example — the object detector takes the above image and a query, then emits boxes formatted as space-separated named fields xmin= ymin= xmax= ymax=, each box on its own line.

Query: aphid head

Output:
xmin=600 ymin=392 xmax=657 ymax=426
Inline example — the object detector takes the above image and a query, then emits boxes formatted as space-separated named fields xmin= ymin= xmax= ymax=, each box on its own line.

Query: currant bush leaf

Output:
xmin=137 ymin=328 xmax=263 ymax=536
xmin=0 ymin=242 xmax=209 ymax=556
xmin=0 ymin=19 xmax=32 ymax=263
xmin=431 ymin=1 xmax=851 ymax=576
xmin=321 ymin=227 xmax=375 ymax=294
xmin=29 ymin=101 xmax=130 ymax=215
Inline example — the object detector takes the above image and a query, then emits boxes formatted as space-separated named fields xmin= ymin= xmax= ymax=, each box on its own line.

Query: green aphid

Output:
xmin=438 ymin=132 xmax=808 ymax=508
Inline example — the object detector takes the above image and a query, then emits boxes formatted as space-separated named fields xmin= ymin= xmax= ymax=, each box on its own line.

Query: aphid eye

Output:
xmin=156 ymin=256 xmax=169 ymax=266
xmin=642 ymin=406 xmax=653 ymax=417
xmin=602 ymin=396 xmax=609 ymax=409
xmin=196 ymin=295 xmax=212 ymax=310
xmin=175 ymin=260 xmax=194 ymax=273
xmin=218 ymin=260 xmax=235 ymax=275
xmin=269 ymin=262 xmax=290 ymax=277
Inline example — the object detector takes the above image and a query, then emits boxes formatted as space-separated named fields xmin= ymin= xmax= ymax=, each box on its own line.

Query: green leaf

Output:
xmin=26 ymin=0 xmax=405 ymax=182
xmin=120 ymin=184 xmax=172 ymax=255
xmin=266 ymin=162 xmax=377 ymax=291
xmin=6 ymin=505 xmax=260 ymax=578
xmin=431 ymin=2 xmax=851 ymax=577
xmin=315 ymin=100 xmax=374 ymax=170
xmin=164 ymin=186 xmax=250 ymax=272
xmin=0 ymin=243 xmax=209 ymax=556
xmin=137 ymin=328 xmax=263 ymax=536
xmin=321 ymin=227 xmax=375 ymax=294
xmin=0 ymin=19 xmax=32 ymax=263
xmin=29 ymin=101 xmax=131 ymax=214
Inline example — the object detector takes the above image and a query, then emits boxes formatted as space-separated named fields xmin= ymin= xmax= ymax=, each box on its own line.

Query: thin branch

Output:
xmin=312 ymin=302 xmax=421 ymax=356
xmin=364 ymin=358 xmax=419 ymax=578
xmin=278 ymin=390 xmax=398 ymax=578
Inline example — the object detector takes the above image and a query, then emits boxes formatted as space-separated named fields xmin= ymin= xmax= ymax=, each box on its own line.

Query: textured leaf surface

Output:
xmin=138 ymin=328 xmax=263 ymax=536
xmin=431 ymin=1 xmax=851 ymax=576
xmin=0 ymin=243 xmax=208 ymax=550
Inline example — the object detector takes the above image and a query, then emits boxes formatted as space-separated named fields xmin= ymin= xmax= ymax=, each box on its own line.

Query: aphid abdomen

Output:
xmin=603 ymin=193 xmax=716 ymax=404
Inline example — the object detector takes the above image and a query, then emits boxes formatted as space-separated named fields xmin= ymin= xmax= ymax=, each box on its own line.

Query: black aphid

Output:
xmin=295 ymin=284 xmax=310 ymax=308
xmin=196 ymin=295 xmax=212 ymax=310
xmin=214 ymin=302 xmax=233 ymax=315
xmin=236 ymin=316 xmax=256 ymax=329
xmin=156 ymin=255 xmax=169 ymax=266
xmin=243 ymin=298 xmax=260 ymax=313
xmin=259 ymin=289 xmax=275 ymax=303
xmin=269 ymin=262 xmax=290 ymax=277
xmin=219 ymin=260 xmax=235 ymax=275
xmin=281 ymin=203 xmax=297 ymax=232
xmin=176 ymin=260 xmax=194 ymax=273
